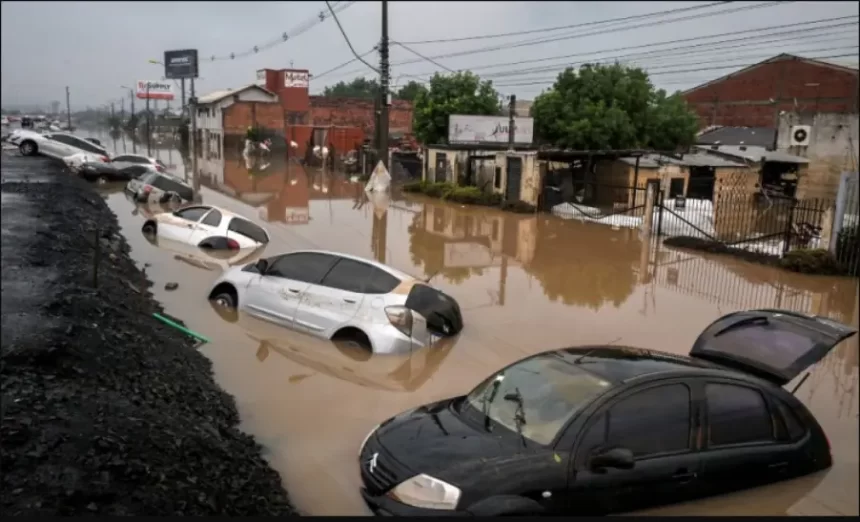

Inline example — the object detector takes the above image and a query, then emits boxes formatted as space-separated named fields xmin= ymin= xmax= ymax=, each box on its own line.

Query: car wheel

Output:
xmin=332 ymin=328 xmax=373 ymax=356
xmin=211 ymin=291 xmax=237 ymax=309
xmin=141 ymin=221 xmax=157 ymax=236
xmin=19 ymin=141 xmax=37 ymax=156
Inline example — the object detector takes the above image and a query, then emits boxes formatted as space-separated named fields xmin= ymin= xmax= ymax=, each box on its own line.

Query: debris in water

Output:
xmin=165 ymin=282 xmax=179 ymax=291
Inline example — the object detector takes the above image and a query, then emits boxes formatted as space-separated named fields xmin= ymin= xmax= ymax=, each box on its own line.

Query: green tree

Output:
xmin=412 ymin=71 xmax=499 ymax=145
xmin=530 ymin=63 xmax=698 ymax=151
xmin=322 ymin=77 xmax=379 ymax=99
xmin=395 ymin=81 xmax=427 ymax=102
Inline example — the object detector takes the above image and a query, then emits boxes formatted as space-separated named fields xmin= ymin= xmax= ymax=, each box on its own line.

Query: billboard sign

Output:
xmin=255 ymin=69 xmax=267 ymax=86
xmin=136 ymin=80 xmax=175 ymax=100
xmin=163 ymin=49 xmax=199 ymax=79
xmin=284 ymin=70 xmax=310 ymax=88
xmin=448 ymin=115 xmax=534 ymax=145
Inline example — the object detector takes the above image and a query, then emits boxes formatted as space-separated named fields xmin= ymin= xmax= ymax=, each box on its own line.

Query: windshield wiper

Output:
xmin=504 ymin=388 xmax=528 ymax=448
xmin=481 ymin=375 xmax=504 ymax=433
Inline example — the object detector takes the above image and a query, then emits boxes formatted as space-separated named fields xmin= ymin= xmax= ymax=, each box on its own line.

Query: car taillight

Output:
xmin=143 ymin=185 xmax=153 ymax=193
xmin=385 ymin=306 xmax=413 ymax=337
xmin=226 ymin=238 xmax=240 ymax=250
xmin=155 ymin=164 xmax=165 ymax=172
xmin=100 ymin=155 xmax=110 ymax=162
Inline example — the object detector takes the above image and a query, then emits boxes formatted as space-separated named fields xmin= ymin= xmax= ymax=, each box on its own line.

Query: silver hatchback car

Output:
xmin=207 ymin=250 xmax=463 ymax=354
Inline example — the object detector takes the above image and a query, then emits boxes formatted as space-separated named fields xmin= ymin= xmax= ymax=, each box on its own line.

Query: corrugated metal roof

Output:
xmin=696 ymin=127 xmax=775 ymax=148
xmin=617 ymin=153 xmax=746 ymax=168
xmin=693 ymin=145 xmax=809 ymax=165
xmin=197 ymin=85 xmax=276 ymax=105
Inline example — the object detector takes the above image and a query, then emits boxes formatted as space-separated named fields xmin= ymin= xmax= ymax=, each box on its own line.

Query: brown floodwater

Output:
xmin=93 ymin=141 xmax=858 ymax=517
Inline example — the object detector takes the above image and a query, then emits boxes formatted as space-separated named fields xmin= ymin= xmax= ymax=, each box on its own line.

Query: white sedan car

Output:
xmin=63 ymin=151 xmax=111 ymax=173
xmin=16 ymin=131 xmax=109 ymax=161
xmin=110 ymin=153 xmax=168 ymax=172
xmin=141 ymin=204 xmax=270 ymax=250
xmin=206 ymin=250 xmax=464 ymax=354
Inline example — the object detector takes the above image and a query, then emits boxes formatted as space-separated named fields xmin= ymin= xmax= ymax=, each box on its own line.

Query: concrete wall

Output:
xmin=777 ymin=112 xmax=859 ymax=199
xmin=493 ymin=151 xmax=539 ymax=205
xmin=683 ymin=56 xmax=859 ymax=128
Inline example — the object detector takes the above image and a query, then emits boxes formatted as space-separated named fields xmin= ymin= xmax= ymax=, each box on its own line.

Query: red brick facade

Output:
xmin=308 ymin=97 xmax=413 ymax=135
xmin=683 ymin=55 xmax=859 ymax=128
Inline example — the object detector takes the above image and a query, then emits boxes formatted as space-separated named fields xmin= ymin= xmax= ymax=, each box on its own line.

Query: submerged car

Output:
xmin=64 ymin=151 xmax=111 ymax=173
xmin=78 ymin=162 xmax=153 ymax=184
xmin=142 ymin=204 xmax=270 ymax=250
xmin=110 ymin=153 xmax=167 ymax=172
xmin=207 ymin=250 xmax=464 ymax=354
xmin=17 ymin=131 xmax=109 ymax=160
xmin=358 ymin=309 xmax=855 ymax=516
xmin=143 ymin=233 xmax=267 ymax=274
xmin=126 ymin=171 xmax=195 ymax=204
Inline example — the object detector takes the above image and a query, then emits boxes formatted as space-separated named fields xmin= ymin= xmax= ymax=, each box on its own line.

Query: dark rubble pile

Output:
xmin=1 ymin=157 xmax=298 ymax=516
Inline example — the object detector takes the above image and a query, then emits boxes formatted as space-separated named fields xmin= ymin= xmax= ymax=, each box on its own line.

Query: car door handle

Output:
xmin=768 ymin=462 xmax=788 ymax=471
xmin=185 ymin=223 xmax=194 ymax=228
xmin=343 ymin=298 xmax=356 ymax=304
xmin=672 ymin=471 xmax=697 ymax=483
xmin=287 ymin=288 xmax=301 ymax=293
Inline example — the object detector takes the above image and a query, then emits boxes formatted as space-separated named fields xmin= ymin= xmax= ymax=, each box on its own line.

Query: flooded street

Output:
xmin=92 ymin=132 xmax=858 ymax=516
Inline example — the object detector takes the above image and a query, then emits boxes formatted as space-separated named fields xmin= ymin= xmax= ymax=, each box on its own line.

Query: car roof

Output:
xmin=552 ymin=345 xmax=758 ymax=385
xmin=178 ymin=203 xmax=245 ymax=221
xmin=286 ymin=249 xmax=415 ymax=281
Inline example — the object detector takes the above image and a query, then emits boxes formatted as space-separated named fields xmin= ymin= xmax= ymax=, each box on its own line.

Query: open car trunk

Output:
xmin=405 ymin=284 xmax=464 ymax=338
xmin=689 ymin=309 xmax=857 ymax=386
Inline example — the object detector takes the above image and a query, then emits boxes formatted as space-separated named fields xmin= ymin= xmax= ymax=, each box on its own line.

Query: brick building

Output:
xmin=683 ymin=54 xmax=859 ymax=129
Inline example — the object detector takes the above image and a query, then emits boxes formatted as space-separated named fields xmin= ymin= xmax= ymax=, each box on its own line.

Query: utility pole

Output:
xmin=65 ymin=86 xmax=72 ymax=130
xmin=190 ymin=78 xmax=199 ymax=192
xmin=129 ymin=88 xmax=137 ymax=154
xmin=110 ymin=102 xmax=115 ymax=120
xmin=120 ymin=97 xmax=125 ymax=121
xmin=180 ymin=78 xmax=186 ymax=115
xmin=145 ymin=83 xmax=152 ymax=156
xmin=508 ymin=94 xmax=516 ymax=149
xmin=379 ymin=0 xmax=390 ymax=170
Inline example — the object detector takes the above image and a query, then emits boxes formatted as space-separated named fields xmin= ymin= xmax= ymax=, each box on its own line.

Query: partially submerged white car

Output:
xmin=63 ymin=151 xmax=111 ymax=173
xmin=141 ymin=204 xmax=270 ymax=250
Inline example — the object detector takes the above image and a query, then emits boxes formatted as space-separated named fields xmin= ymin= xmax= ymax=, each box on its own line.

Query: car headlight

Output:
xmin=388 ymin=474 xmax=461 ymax=510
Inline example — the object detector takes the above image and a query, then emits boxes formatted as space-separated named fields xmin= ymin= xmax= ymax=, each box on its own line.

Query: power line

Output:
xmin=395 ymin=1 xmax=733 ymax=45
xmin=333 ymin=0 xmax=789 ymax=77
xmin=202 ymin=1 xmax=356 ymax=62
xmin=392 ymin=41 xmax=456 ymax=73
xmin=312 ymin=47 xmax=378 ymax=80
xmin=490 ymin=53 xmax=860 ymax=88
xmin=325 ymin=0 xmax=379 ymax=73
xmin=405 ymin=16 xmax=859 ymax=80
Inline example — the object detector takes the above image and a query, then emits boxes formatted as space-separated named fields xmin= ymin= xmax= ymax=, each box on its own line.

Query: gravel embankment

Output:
xmin=1 ymin=154 xmax=297 ymax=516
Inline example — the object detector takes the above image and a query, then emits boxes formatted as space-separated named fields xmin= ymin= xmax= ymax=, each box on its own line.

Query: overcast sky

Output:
xmin=1 ymin=1 xmax=858 ymax=110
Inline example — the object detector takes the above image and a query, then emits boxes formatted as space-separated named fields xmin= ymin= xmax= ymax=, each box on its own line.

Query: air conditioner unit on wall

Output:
xmin=790 ymin=125 xmax=812 ymax=147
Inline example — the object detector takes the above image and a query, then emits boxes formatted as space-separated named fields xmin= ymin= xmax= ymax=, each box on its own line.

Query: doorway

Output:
xmin=506 ymin=156 xmax=523 ymax=201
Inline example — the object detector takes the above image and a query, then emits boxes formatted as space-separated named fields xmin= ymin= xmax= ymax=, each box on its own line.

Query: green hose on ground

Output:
xmin=152 ymin=313 xmax=211 ymax=344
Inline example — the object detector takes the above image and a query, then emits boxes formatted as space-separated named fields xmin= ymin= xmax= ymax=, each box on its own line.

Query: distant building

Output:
xmin=50 ymin=101 xmax=60 ymax=115
xmin=682 ymin=54 xmax=859 ymax=129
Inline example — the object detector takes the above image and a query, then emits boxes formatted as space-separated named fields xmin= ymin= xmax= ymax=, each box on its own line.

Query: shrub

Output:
xmin=444 ymin=186 xmax=485 ymax=204
xmin=779 ymin=248 xmax=844 ymax=275
xmin=402 ymin=181 xmax=424 ymax=193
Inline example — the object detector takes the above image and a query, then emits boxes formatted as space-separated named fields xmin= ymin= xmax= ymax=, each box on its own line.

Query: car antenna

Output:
xmin=790 ymin=372 xmax=811 ymax=395
xmin=574 ymin=349 xmax=596 ymax=364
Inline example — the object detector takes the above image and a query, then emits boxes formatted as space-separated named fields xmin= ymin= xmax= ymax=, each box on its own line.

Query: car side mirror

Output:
xmin=254 ymin=259 xmax=269 ymax=274
xmin=590 ymin=447 xmax=635 ymax=472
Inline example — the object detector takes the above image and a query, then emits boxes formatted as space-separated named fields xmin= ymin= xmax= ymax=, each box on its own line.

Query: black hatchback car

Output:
xmin=358 ymin=309 xmax=856 ymax=516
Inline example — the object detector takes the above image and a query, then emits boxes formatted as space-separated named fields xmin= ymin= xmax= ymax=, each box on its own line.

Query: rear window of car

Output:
xmin=227 ymin=218 xmax=268 ymax=244
xmin=405 ymin=284 xmax=463 ymax=336
xmin=320 ymin=259 xmax=400 ymax=294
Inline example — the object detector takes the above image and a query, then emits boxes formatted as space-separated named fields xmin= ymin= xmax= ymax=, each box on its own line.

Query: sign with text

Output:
xmin=448 ymin=115 xmax=534 ymax=145
xmin=284 ymin=70 xmax=310 ymax=88
xmin=136 ymin=80 xmax=175 ymax=100
xmin=163 ymin=49 xmax=199 ymax=79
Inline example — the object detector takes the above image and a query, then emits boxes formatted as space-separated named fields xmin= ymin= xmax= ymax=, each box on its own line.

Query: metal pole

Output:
xmin=508 ymin=94 xmax=516 ymax=148
xmin=130 ymin=88 xmax=137 ymax=154
xmin=379 ymin=0 xmax=390 ymax=170
xmin=65 ymin=86 xmax=72 ymax=130
xmin=146 ymin=84 xmax=152 ymax=156
xmin=190 ymin=78 xmax=199 ymax=193
xmin=181 ymin=78 xmax=187 ymax=115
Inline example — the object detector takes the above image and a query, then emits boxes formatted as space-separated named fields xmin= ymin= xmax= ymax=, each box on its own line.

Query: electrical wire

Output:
xmin=202 ymin=1 xmax=355 ymax=62
xmin=331 ymin=1 xmax=789 ymax=78
xmin=392 ymin=41 xmax=456 ymax=73
xmin=325 ymin=0 xmax=379 ymax=73
xmin=490 ymin=52 xmax=860 ymax=88
xmin=395 ymin=1 xmax=734 ymax=45
xmin=312 ymin=47 xmax=378 ymax=80
xmin=405 ymin=17 xmax=859 ymax=80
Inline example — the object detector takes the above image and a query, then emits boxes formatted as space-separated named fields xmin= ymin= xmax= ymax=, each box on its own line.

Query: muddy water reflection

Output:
xmin=98 ymin=151 xmax=858 ymax=516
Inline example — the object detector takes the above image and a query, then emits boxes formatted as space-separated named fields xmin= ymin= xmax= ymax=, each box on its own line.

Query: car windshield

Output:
xmin=464 ymin=353 xmax=612 ymax=446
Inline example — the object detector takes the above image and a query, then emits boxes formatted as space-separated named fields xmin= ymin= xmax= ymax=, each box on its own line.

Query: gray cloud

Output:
xmin=2 ymin=1 xmax=857 ymax=110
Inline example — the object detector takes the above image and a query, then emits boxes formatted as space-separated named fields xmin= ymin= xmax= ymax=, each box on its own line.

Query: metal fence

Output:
xmin=548 ymin=180 xmax=651 ymax=225
xmin=656 ymin=180 xmax=832 ymax=258
xmin=832 ymin=172 xmax=859 ymax=276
